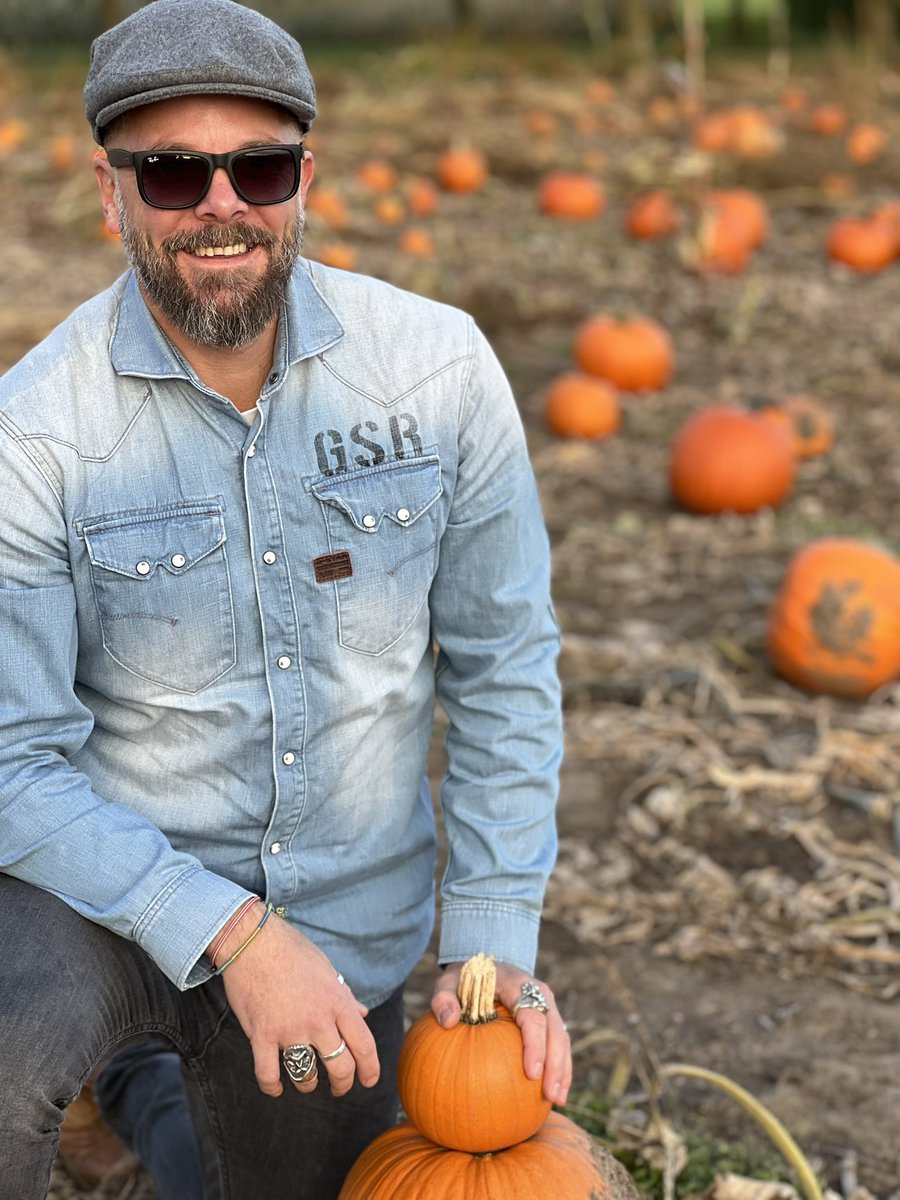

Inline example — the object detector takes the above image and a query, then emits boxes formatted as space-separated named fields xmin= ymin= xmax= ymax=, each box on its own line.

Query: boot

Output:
xmin=58 ymin=1080 xmax=140 ymax=1188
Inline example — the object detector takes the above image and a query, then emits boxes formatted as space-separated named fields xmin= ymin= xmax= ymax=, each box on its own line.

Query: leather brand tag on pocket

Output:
xmin=313 ymin=551 xmax=353 ymax=583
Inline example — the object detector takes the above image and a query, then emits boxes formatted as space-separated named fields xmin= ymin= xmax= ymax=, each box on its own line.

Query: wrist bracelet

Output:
xmin=213 ymin=903 xmax=277 ymax=977
xmin=209 ymin=896 xmax=261 ymax=968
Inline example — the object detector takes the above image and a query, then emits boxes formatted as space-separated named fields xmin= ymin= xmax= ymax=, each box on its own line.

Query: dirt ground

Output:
xmin=2 ymin=36 xmax=899 ymax=1200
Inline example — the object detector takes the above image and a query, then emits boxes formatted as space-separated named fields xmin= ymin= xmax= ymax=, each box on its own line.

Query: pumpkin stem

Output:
xmin=458 ymin=952 xmax=498 ymax=1024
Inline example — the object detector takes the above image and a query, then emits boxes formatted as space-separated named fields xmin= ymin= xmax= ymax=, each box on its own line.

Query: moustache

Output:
xmin=162 ymin=223 xmax=277 ymax=257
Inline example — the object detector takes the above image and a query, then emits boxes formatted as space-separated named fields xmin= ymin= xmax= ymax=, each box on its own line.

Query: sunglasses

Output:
xmin=105 ymin=144 xmax=305 ymax=210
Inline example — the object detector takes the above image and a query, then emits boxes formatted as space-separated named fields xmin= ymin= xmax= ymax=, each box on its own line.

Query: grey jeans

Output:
xmin=0 ymin=876 xmax=404 ymax=1200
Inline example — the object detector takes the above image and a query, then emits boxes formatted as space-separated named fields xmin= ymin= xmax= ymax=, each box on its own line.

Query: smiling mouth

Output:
xmin=189 ymin=242 xmax=251 ymax=258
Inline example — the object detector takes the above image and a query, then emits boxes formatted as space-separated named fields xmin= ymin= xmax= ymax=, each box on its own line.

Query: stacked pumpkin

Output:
xmin=339 ymin=954 xmax=635 ymax=1199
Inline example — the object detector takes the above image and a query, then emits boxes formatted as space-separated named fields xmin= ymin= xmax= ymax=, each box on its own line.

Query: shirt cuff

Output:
xmin=437 ymin=901 xmax=541 ymax=976
xmin=133 ymin=866 xmax=258 ymax=990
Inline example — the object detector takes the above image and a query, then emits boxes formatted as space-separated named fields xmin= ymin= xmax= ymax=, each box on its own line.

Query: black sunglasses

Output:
xmin=105 ymin=144 xmax=305 ymax=210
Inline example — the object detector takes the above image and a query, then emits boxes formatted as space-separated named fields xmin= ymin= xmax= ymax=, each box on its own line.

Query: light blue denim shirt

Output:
xmin=0 ymin=260 xmax=561 ymax=1005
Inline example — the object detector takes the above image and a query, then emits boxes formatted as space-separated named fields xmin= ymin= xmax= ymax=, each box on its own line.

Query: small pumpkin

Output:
xmin=338 ymin=1113 xmax=636 ymax=1200
xmin=397 ymin=227 xmax=436 ymax=258
xmin=538 ymin=172 xmax=605 ymax=220
xmin=396 ymin=954 xmax=550 ymax=1154
xmin=404 ymin=175 xmax=439 ymax=217
xmin=313 ymin=242 xmax=358 ymax=271
xmin=669 ymin=406 xmax=795 ymax=515
xmin=767 ymin=539 xmax=900 ymax=698
xmin=573 ymin=314 xmax=674 ymax=393
xmin=356 ymin=160 xmax=397 ymax=193
xmin=437 ymin=146 xmax=489 ymax=194
xmin=544 ymin=373 xmax=620 ymax=439
xmin=707 ymin=187 xmax=768 ymax=250
xmin=757 ymin=394 xmax=835 ymax=459
xmin=846 ymin=122 xmax=888 ymax=165
xmin=809 ymin=102 xmax=847 ymax=136
xmin=827 ymin=217 xmax=897 ymax=274
xmin=306 ymin=187 xmax=350 ymax=231
xmin=624 ymin=190 xmax=680 ymax=240
xmin=694 ymin=206 xmax=755 ymax=275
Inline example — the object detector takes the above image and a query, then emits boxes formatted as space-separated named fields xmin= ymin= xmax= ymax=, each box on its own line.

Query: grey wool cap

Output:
xmin=84 ymin=0 xmax=316 ymax=144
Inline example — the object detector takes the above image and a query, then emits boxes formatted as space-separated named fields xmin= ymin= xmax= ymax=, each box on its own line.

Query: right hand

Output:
xmin=212 ymin=904 xmax=380 ymax=1098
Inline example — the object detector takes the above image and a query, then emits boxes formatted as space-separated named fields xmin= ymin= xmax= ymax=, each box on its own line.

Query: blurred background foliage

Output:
xmin=0 ymin=0 xmax=898 ymax=51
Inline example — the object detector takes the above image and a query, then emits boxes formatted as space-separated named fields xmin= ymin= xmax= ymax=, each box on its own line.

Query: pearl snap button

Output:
xmin=262 ymin=551 xmax=277 ymax=565
xmin=246 ymin=444 xmax=256 ymax=458
xmin=270 ymin=842 xmax=282 ymax=855
xmin=396 ymin=508 xmax=410 ymax=522
xmin=136 ymin=561 xmax=151 ymax=576
xmin=362 ymin=514 xmax=377 ymax=529
xmin=171 ymin=553 xmax=186 ymax=568
xmin=277 ymin=655 xmax=292 ymax=670
xmin=282 ymin=751 xmax=296 ymax=766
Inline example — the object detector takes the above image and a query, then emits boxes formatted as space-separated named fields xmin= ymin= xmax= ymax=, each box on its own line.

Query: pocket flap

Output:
xmin=310 ymin=456 xmax=442 ymax=533
xmin=82 ymin=506 xmax=226 ymax=580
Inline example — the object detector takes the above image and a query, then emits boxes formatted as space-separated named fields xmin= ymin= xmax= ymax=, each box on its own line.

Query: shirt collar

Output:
xmin=109 ymin=260 xmax=344 ymax=381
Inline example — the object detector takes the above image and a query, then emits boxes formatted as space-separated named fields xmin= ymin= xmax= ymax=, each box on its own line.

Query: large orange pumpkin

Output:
xmin=544 ymin=373 xmax=621 ymax=439
xmin=767 ymin=539 xmax=900 ymax=698
xmin=669 ymin=406 xmax=795 ymax=515
xmin=338 ymin=1113 xmax=634 ymax=1200
xmin=573 ymin=315 xmax=674 ymax=393
xmin=396 ymin=954 xmax=550 ymax=1154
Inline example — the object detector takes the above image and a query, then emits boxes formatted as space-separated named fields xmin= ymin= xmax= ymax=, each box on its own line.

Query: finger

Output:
xmin=251 ymin=1038 xmax=283 ymax=1098
xmin=290 ymin=1065 xmax=319 ymax=1095
xmin=430 ymin=964 xmax=463 ymax=1028
xmin=543 ymin=1013 xmax=572 ymax=1105
xmin=515 ymin=1008 xmax=549 ymax=1083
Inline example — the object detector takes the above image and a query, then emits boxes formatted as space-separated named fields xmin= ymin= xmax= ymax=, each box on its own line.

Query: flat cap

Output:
xmin=84 ymin=0 xmax=316 ymax=144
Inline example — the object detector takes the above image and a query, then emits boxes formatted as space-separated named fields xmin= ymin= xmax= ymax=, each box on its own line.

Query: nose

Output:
xmin=195 ymin=165 xmax=250 ymax=221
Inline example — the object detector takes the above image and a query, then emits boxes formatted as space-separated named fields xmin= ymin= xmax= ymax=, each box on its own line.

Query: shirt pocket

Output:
xmin=310 ymin=456 xmax=443 ymax=655
xmin=80 ymin=499 xmax=236 ymax=694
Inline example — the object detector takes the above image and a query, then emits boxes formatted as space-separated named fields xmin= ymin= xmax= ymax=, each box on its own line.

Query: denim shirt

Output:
xmin=0 ymin=260 xmax=561 ymax=1005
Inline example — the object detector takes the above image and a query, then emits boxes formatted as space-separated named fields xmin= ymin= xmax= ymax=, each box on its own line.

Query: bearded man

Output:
xmin=0 ymin=3 xmax=568 ymax=1197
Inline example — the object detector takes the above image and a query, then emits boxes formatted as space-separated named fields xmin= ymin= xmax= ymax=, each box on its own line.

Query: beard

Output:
xmin=116 ymin=191 xmax=304 ymax=350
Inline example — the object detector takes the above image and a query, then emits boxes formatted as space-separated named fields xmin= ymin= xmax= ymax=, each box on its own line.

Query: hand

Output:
xmin=431 ymin=961 xmax=572 ymax=1106
xmin=214 ymin=906 xmax=380 ymax=1098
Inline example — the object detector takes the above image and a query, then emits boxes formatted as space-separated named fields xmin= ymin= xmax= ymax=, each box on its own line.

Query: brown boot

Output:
xmin=58 ymin=1081 xmax=140 ymax=1188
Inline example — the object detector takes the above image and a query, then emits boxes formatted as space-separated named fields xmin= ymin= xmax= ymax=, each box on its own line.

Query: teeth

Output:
xmin=193 ymin=243 xmax=249 ymax=257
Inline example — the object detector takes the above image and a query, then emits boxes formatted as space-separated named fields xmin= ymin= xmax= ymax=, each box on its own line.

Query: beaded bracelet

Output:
xmin=208 ymin=896 xmax=261 ymax=968
xmin=213 ymin=903 xmax=277 ymax=977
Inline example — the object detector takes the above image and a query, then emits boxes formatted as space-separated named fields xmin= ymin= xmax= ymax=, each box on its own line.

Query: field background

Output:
xmin=2 ymin=3 xmax=899 ymax=1197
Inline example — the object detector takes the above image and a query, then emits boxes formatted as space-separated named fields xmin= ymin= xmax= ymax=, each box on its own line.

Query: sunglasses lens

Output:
xmin=232 ymin=149 xmax=298 ymax=204
xmin=141 ymin=153 xmax=211 ymax=208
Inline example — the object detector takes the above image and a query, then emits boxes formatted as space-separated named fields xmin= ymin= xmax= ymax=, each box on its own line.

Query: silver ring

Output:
xmin=282 ymin=1043 xmax=317 ymax=1083
xmin=319 ymin=1039 xmax=347 ymax=1062
xmin=336 ymin=972 xmax=345 ymax=987
xmin=511 ymin=981 xmax=550 ymax=1017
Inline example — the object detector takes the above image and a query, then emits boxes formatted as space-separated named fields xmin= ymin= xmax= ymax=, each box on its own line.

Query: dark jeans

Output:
xmin=0 ymin=876 xmax=404 ymax=1200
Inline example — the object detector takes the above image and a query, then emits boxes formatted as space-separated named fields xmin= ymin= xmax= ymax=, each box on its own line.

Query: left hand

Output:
xmin=431 ymin=961 xmax=572 ymax=1106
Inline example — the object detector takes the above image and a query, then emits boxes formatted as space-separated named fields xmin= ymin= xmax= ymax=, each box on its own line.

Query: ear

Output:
xmin=299 ymin=149 xmax=315 ymax=205
xmin=93 ymin=151 xmax=122 ymax=237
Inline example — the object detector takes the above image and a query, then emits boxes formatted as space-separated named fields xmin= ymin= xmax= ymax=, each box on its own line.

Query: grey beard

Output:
xmin=116 ymin=192 xmax=304 ymax=350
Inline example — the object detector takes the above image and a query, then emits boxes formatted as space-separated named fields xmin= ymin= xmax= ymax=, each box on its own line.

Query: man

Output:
xmin=0 ymin=1 xmax=568 ymax=1196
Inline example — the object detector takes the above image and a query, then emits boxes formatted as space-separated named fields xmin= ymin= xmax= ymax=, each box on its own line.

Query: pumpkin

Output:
xmin=624 ymin=190 xmax=680 ymax=240
xmin=809 ymin=102 xmax=847 ymax=136
xmin=525 ymin=109 xmax=560 ymax=137
xmin=694 ymin=206 xmax=755 ymax=275
xmin=313 ymin=242 xmax=358 ymax=271
xmin=669 ymin=406 xmax=795 ymax=515
xmin=767 ymin=539 xmax=900 ymax=698
xmin=396 ymin=954 xmax=551 ymax=1154
xmin=707 ymin=188 xmax=768 ymax=250
xmin=693 ymin=112 xmax=734 ymax=154
xmin=397 ymin=228 xmax=436 ymax=258
xmin=356 ymin=160 xmax=397 ymax=193
xmin=544 ymin=373 xmax=621 ymax=439
xmin=338 ymin=1113 xmax=636 ymax=1200
xmin=373 ymin=195 xmax=406 ymax=226
xmin=404 ymin=175 xmax=439 ymax=217
xmin=306 ymin=187 xmax=350 ymax=231
xmin=846 ymin=122 xmax=888 ymax=165
xmin=757 ymin=394 xmax=835 ymax=459
xmin=827 ymin=217 xmax=896 ymax=274
xmin=779 ymin=85 xmax=808 ymax=114
xmin=573 ymin=315 xmax=674 ymax=393
xmin=538 ymin=172 xmax=605 ymax=220
xmin=728 ymin=106 xmax=781 ymax=158
xmin=437 ymin=147 xmax=489 ymax=194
